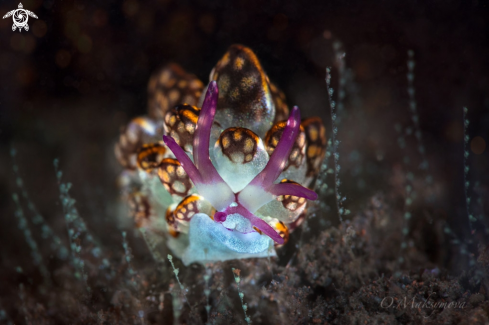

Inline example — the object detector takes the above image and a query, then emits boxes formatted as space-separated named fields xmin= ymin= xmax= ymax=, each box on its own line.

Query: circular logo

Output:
xmin=13 ymin=10 xmax=28 ymax=28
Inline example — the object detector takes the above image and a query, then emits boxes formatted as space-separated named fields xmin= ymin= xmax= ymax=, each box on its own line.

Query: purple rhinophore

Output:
xmin=247 ymin=105 xmax=317 ymax=201
xmin=192 ymin=81 xmax=221 ymax=183
xmin=270 ymin=182 xmax=317 ymax=200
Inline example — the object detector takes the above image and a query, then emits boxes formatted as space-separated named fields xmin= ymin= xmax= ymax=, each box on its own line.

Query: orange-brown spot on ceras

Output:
xmin=265 ymin=121 xmax=306 ymax=170
xmin=164 ymin=104 xmax=201 ymax=152
xmin=219 ymin=127 xmax=259 ymax=164
xmin=217 ymin=74 xmax=231 ymax=97
xmin=301 ymin=117 xmax=327 ymax=177
xmin=165 ymin=207 xmax=179 ymax=238
xmin=137 ymin=143 xmax=167 ymax=171
xmin=234 ymin=56 xmax=245 ymax=70
xmin=158 ymin=158 xmax=193 ymax=197
xmin=148 ymin=63 xmax=204 ymax=120
xmin=274 ymin=221 xmax=289 ymax=246
xmin=229 ymin=87 xmax=240 ymax=101
xmin=240 ymin=75 xmax=257 ymax=92
xmin=277 ymin=179 xmax=308 ymax=212
xmin=235 ymin=45 xmax=263 ymax=74
xmin=129 ymin=192 xmax=152 ymax=228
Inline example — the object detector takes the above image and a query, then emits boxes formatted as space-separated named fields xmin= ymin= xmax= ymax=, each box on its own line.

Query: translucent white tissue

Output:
xmin=181 ymin=213 xmax=276 ymax=265
xmin=212 ymin=138 xmax=269 ymax=193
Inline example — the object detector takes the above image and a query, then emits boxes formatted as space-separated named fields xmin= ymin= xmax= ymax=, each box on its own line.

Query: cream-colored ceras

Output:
xmin=115 ymin=45 xmax=327 ymax=265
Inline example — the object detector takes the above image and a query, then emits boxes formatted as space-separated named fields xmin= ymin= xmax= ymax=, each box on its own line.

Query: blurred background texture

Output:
xmin=0 ymin=0 xmax=488 ymax=323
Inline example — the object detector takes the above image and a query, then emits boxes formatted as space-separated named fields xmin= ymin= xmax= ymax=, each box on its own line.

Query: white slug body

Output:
xmin=115 ymin=45 xmax=327 ymax=265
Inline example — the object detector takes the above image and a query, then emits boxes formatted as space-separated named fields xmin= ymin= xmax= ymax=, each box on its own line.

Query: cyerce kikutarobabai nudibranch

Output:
xmin=115 ymin=45 xmax=327 ymax=265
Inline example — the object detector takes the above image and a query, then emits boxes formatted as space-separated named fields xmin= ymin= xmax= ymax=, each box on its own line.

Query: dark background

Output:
xmin=1 ymin=0 xmax=488 ymax=277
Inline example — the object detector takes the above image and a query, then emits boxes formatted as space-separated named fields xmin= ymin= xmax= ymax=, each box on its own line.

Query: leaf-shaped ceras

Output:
xmin=148 ymin=63 xmax=204 ymax=121
xmin=115 ymin=44 xmax=327 ymax=265
xmin=157 ymin=158 xmax=193 ymax=198
xmin=210 ymin=44 xmax=286 ymax=138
